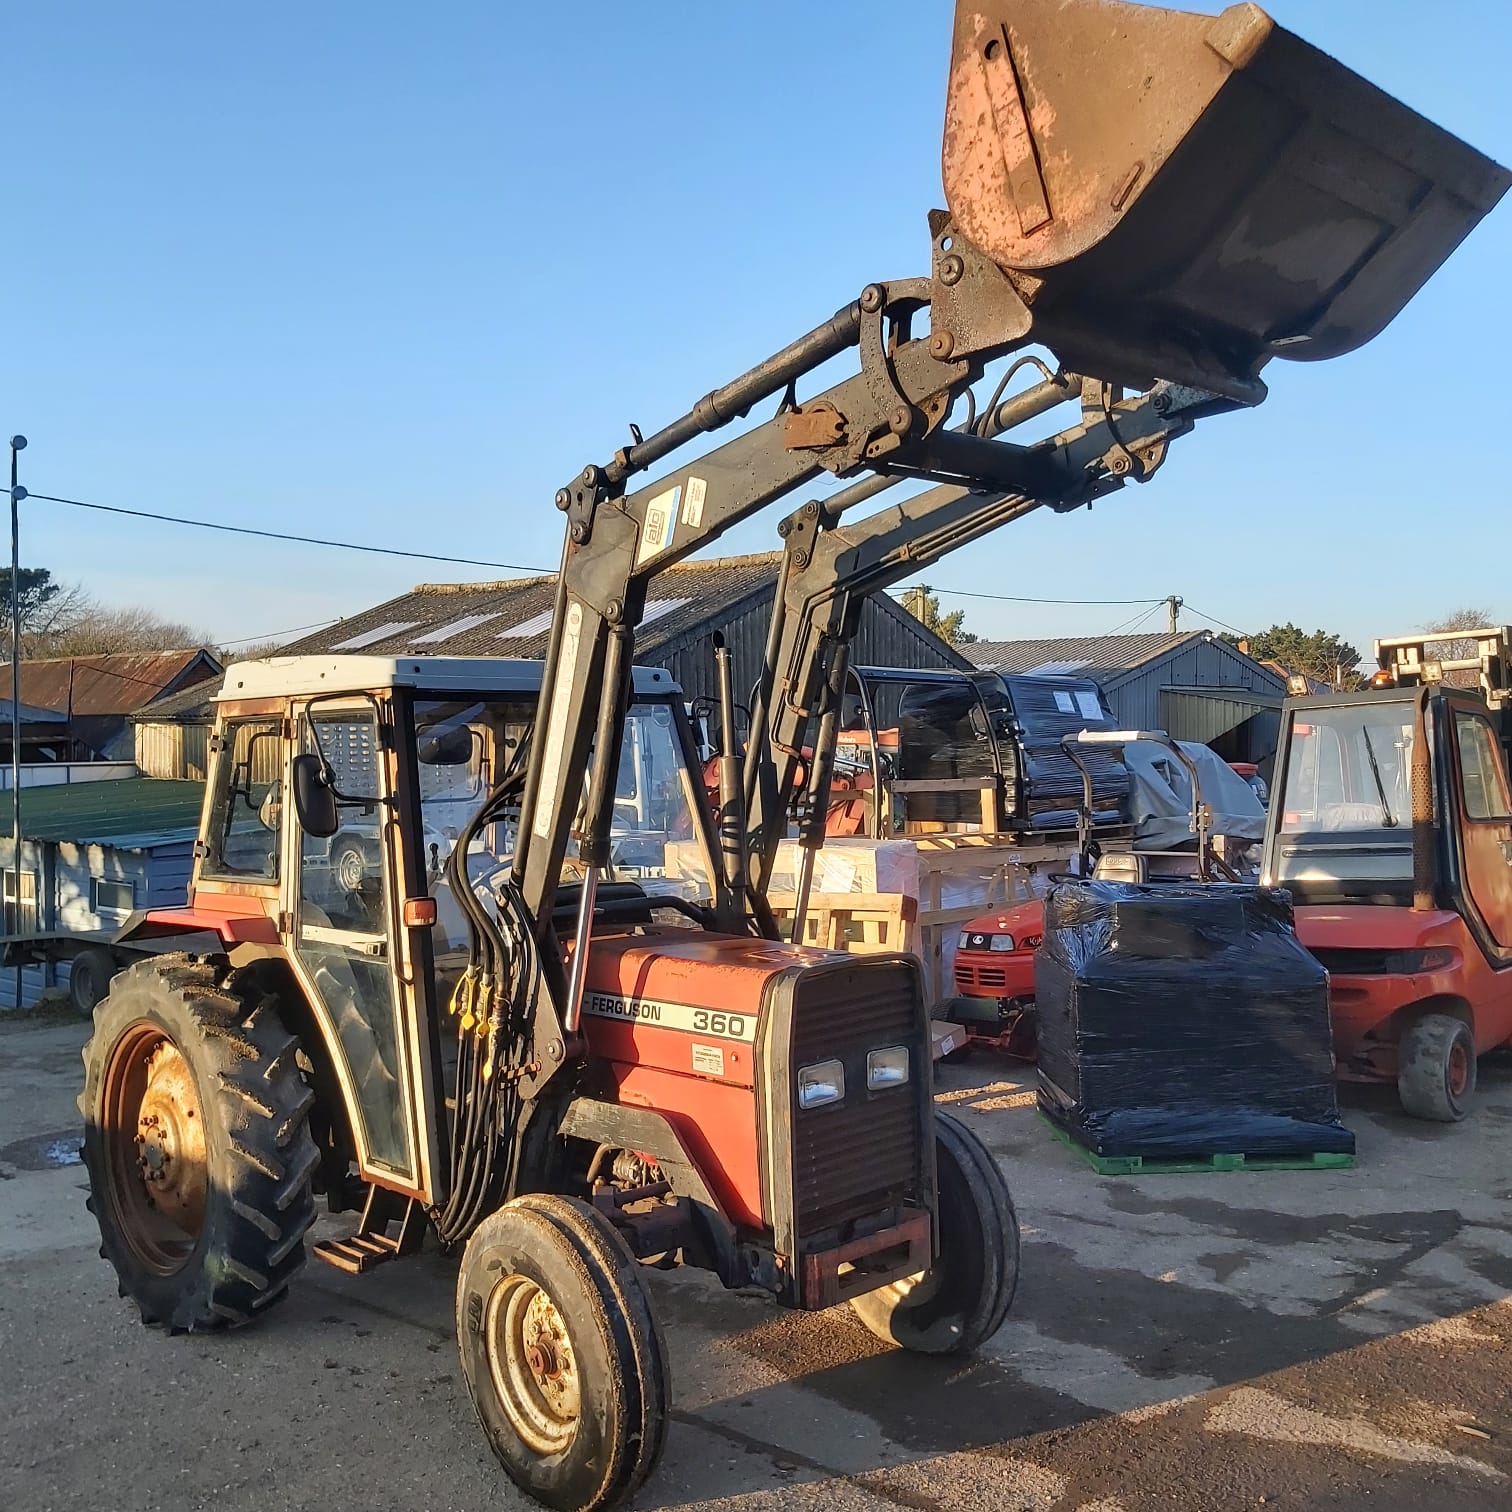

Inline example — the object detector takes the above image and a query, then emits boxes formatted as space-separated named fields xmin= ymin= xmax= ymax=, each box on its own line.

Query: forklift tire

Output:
xmin=850 ymin=1111 xmax=1019 ymax=1354
xmin=1397 ymin=1013 xmax=1477 ymax=1123
xmin=456 ymin=1193 xmax=669 ymax=1512
xmin=69 ymin=946 xmax=118 ymax=1018
xmin=78 ymin=954 xmax=319 ymax=1331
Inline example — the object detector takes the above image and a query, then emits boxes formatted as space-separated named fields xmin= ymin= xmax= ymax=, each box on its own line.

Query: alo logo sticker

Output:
xmin=636 ymin=485 xmax=680 ymax=566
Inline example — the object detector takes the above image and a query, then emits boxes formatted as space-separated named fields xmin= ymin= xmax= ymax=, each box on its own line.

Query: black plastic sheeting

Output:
xmin=1036 ymin=880 xmax=1354 ymax=1160
xmin=999 ymin=675 xmax=1129 ymax=832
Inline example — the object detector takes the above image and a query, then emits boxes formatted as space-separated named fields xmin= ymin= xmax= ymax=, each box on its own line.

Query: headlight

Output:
xmin=958 ymin=930 xmax=974 ymax=949
xmin=989 ymin=934 xmax=1017 ymax=953
xmin=866 ymin=1046 xmax=910 ymax=1090
xmin=797 ymin=1059 xmax=845 ymax=1108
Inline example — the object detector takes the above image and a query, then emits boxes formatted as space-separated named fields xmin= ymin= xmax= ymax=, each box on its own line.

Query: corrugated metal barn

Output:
xmin=132 ymin=680 xmax=219 ymax=780
xmin=969 ymin=630 xmax=1288 ymax=768
xmin=0 ymin=778 xmax=204 ymax=1008
xmin=264 ymin=552 xmax=969 ymax=705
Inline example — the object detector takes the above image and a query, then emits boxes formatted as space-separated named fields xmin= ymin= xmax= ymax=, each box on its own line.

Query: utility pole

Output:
xmin=1167 ymin=595 xmax=1183 ymax=634
xmin=8 ymin=436 xmax=26 ymax=1011
xmin=902 ymin=584 xmax=929 ymax=622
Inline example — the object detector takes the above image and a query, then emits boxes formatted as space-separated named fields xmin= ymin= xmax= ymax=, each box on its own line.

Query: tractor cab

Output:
xmin=139 ymin=655 xmax=718 ymax=1202
xmin=1262 ymin=628 xmax=1512 ymax=1120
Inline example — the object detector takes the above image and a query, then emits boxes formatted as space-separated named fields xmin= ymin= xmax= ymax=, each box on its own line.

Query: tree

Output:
xmin=0 ymin=564 xmax=214 ymax=661
xmin=1224 ymin=623 xmax=1365 ymax=689
xmin=901 ymin=585 xmax=978 ymax=647
xmin=0 ymin=567 xmax=90 ymax=657
xmin=38 ymin=604 xmax=214 ymax=658
xmin=1421 ymin=606 xmax=1496 ymax=688
xmin=222 ymin=639 xmax=289 ymax=662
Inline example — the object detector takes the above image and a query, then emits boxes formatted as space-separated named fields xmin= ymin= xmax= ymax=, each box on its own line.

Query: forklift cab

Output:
xmin=1262 ymin=634 xmax=1512 ymax=1120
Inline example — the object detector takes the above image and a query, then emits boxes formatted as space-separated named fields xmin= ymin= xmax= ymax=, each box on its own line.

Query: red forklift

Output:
xmin=1262 ymin=628 xmax=1512 ymax=1121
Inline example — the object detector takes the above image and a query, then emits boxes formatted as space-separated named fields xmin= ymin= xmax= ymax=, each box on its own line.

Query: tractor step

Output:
xmin=312 ymin=1232 xmax=404 ymax=1274
xmin=1039 ymin=1113 xmax=1355 ymax=1176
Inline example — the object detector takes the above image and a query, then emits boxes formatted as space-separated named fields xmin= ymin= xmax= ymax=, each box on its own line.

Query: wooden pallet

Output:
xmin=1039 ymin=1112 xmax=1354 ymax=1176
xmin=766 ymin=892 xmax=914 ymax=954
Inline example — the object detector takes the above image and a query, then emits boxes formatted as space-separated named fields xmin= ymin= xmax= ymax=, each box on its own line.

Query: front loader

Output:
xmin=77 ymin=4 xmax=1505 ymax=1509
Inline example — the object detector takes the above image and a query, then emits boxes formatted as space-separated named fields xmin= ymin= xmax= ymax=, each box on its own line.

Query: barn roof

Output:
xmin=0 ymin=777 xmax=205 ymax=847
xmin=0 ymin=650 xmax=221 ymax=718
xmin=967 ymin=632 xmax=1200 ymax=681
xmin=270 ymin=552 xmax=967 ymax=669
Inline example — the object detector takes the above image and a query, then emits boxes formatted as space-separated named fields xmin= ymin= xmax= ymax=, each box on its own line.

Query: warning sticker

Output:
xmin=682 ymin=476 xmax=708 ymax=528
xmin=636 ymin=485 xmax=680 ymax=567
xmin=691 ymin=1043 xmax=725 ymax=1078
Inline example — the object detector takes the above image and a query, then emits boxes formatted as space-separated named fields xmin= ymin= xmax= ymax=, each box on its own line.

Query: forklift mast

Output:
xmin=1376 ymin=627 xmax=1512 ymax=730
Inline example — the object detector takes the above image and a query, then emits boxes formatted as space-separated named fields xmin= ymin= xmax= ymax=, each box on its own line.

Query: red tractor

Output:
xmin=72 ymin=5 xmax=1503 ymax=1509
xmin=1262 ymin=628 xmax=1512 ymax=1121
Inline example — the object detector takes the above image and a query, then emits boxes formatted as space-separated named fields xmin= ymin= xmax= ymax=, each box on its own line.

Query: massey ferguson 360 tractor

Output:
xmin=1263 ymin=628 xmax=1512 ymax=1122
xmin=76 ymin=4 xmax=1505 ymax=1508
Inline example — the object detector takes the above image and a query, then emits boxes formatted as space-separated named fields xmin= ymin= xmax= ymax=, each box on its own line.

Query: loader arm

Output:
xmin=497 ymin=0 xmax=1507 ymax=1103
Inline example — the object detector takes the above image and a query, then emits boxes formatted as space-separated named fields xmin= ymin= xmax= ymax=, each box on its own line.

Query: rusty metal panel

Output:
xmin=944 ymin=0 xmax=1511 ymax=389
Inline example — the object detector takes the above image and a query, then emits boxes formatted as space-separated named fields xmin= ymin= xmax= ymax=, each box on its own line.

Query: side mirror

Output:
xmin=292 ymin=754 xmax=339 ymax=839
xmin=417 ymin=726 xmax=475 ymax=767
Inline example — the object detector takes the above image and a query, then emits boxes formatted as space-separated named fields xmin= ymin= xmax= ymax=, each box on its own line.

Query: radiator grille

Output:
xmin=788 ymin=961 xmax=924 ymax=1234
xmin=1309 ymin=947 xmax=1395 ymax=976
xmin=955 ymin=962 xmax=1009 ymax=992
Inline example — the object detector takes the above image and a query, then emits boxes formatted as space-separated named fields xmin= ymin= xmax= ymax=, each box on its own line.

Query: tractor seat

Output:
xmin=1092 ymin=852 xmax=1149 ymax=885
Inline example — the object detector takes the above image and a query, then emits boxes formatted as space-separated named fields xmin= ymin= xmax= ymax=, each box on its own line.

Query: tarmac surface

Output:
xmin=1 ymin=1011 xmax=1508 ymax=1512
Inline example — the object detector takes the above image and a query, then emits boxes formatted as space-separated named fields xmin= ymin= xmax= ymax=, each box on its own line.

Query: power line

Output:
xmin=219 ymin=616 xmax=343 ymax=649
xmin=1181 ymin=601 xmax=1249 ymax=637
xmin=1102 ymin=601 xmax=1163 ymax=638
xmin=918 ymin=586 xmax=1166 ymax=607
xmin=27 ymin=492 xmax=556 ymax=576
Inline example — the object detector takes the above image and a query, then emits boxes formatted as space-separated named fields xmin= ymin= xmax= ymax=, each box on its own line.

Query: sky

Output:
xmin=6 ymin=0 xmax=1510 ymax=662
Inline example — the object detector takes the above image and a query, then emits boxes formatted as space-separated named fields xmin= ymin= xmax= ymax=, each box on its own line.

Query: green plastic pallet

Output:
xmin=1038 ymin=1112 xmax=1354 ymax=1176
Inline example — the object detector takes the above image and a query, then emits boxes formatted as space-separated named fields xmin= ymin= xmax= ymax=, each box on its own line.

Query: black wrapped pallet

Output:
xmin=1035 ymin=880 xmax=1354 ymax=1163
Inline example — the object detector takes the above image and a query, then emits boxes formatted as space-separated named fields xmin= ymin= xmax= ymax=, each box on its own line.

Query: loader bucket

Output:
xmin=944 ymin=0 xmax=1510 ymax=395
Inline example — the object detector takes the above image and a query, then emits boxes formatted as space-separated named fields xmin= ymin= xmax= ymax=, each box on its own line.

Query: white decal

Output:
xmin=531 ymin=601 xmax=583 ymax=840
xmin=636 ymin=485 xmax=680 ymax=567
xmin=582 ymin=991 xmax=756 ymax=1042
xmin=691 ymin=1043 xmax=725 ymax=1077
xmin=1054 ymin=691 xmax=1075 ymax=714
xmin=1076 ymin=691 xmax=1103 ymax=721
xmin=681 ymin=476 xmax=707 ymax=528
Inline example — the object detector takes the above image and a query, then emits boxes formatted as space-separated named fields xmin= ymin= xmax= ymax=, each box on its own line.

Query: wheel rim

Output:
xmin=335 ymin=845 xmax=367 ymax=893
xmin=100 ymin=1023 xmax=208 ymax=1275
xmin=1448 ymin=1039 xmax=1471 ymax=1099
xmin=485 ymin=1273 xmax=581 ymax=1455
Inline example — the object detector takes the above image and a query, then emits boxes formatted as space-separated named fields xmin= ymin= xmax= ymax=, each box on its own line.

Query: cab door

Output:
xmin=1448 ymin=699 xmax=1512 ymax=951
xmin=284 ymin=702 xmax=440 ymax=1200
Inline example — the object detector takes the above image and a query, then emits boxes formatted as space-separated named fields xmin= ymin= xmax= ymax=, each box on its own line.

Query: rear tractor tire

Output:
xmin=1397 ymin=1012 xmax=1476 ymax=1123
xmin=850 ymin=1110 xmax=1020 ymax=1354
xmin=78 ymin=954 xmax=319 ymax=1330
xmin=456 ymin=1193 xmax=669 ymax=1512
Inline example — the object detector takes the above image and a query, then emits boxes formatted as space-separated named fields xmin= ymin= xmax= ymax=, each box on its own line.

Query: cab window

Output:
xmin=202 ymin=718 xmax=283 ymax=881
xmin=1455 ymin=712 xmax=1512 ymax=820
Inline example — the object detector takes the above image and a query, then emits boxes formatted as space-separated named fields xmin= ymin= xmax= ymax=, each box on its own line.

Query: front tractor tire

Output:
xmin=78 ymin=954 xmax=319 ymax=1331
xmin=1397 ymin=1012 xmax=1477 ymax=1123
xmin=456 ymin=1194 xmax=669 ymax=1512
xmin=850 ymin=1110 xmax=1020 ymax=1355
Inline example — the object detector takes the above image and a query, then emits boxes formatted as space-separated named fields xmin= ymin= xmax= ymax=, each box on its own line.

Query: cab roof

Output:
xmin=217 ymin=655 xmax=679 ymax=701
